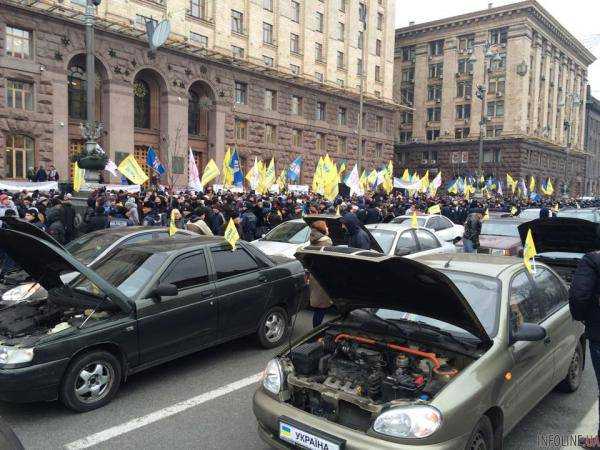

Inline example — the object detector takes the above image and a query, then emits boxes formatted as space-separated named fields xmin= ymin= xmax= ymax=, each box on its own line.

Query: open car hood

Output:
xmin=518 ymin=218 xmax=600 ymax=254
xmin=3 ymin=216 xmax=65 ymax=249
xmin=296 ymin=247 xmax=491 ymax=344
xmin=0 ymin=229 xmax=132 ymax=313
xmin=302 ymin=215 xmax=384 ymax=253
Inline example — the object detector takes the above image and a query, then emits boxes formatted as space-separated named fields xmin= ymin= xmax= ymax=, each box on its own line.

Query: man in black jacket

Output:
xmin=570 ymin=251 xmax=600 ymax=448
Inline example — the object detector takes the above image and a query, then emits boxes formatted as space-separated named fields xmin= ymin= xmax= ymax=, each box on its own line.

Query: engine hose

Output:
xmin=333 ymin=333 xmax=458 ymax=377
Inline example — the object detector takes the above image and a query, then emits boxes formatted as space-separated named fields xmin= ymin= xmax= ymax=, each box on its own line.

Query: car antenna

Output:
xmin=444 ymin=256 xmax=453 ymax=268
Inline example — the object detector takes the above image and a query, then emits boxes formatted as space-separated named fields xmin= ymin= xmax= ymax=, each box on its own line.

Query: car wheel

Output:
xmin=465 ymin=416 xmax=493 ymax=450
xmin=557 ymin=342 xmax=584 ymax=393
xmin=257 ymin=306 xmax=289 ymax=349
xmin=60 ymin=350 xmax=122 ymax=412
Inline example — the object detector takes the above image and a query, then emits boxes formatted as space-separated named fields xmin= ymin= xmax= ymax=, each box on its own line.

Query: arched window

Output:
xmin=5 ymin=134 xmax=34 ymax=179
xmin=134 ymin=79 xmax=151 ymax=129
xmin=68 ymin=65 xmax=86 ymax=120
xmin=188 ymin=90 xmax=200 ymax=136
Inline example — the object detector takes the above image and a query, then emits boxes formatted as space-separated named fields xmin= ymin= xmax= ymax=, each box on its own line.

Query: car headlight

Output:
xmin=0 ymin=346 xmax=34 ymax=365
xmin=262 ymin=358 xmax=284 ymax=395
xmin=1 ymin=282 xmax=45 ymax=304
xmin=373 ymin=405 xmax=442 ymax=439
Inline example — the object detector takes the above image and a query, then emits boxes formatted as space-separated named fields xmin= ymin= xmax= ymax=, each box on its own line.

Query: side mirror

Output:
xmin=511 ymin=323 xmax=546 ymax=344
xmin=153 ymin=283 xmax=178 ymax=301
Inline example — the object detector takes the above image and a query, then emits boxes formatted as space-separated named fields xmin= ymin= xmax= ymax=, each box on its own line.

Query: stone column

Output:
xmin=469 ymin=31 xmax=487 ymax=134
xmin=105 ymin=79 xmax=134 ymax=182
xmin=412 ymin=43 xmax=428 ymax=141
xmin=579 ymin=72 xmax=588 ymax=149
xmin=539 ymin=45 xmax=552 ymax=133
xmin=208 ymin=103 xmax=228 ymax=168
xmin=548 ymin=51 xmax=560 ymax=142
xmin=556 ymin=56 xmax=568 ymax=144
xmin=163 ymin=93 xmax=188 ymax=188
xmin=441 ymin=38 xmax=458 ymax=138
xmin=504 ymin=24 xmax=532 ymax=136
xmin=49 ymin=71 xmax=69 ymax=180
xmin=529 ymin=35 xmax=543 ymax=134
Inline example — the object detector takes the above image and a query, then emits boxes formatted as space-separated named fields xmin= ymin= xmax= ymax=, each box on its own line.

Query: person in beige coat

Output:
xmin=309 ymin=220 xmax=333 ymax=327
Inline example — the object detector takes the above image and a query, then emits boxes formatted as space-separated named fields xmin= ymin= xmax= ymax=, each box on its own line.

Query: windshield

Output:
xmin=392 ymin=216 xmax=426 ymax=226
xmin=558 ymin=210 xmax=599 ymax=222
xmin=65 ymin=232 xmax=123 ymax=265
xmin=369 ymin=229 xmax=396 ymax=254
xmin=376 ymin=271 xmax=500 ymax=339
xmin=518 ymin=209 xmax=539 ymax=219
xmin=70 ymin=248 xmax=167 ymax=298
xmin=481 ymin=221 xmax=520 ymax=237
xmin=263 ymin=222 xmax=309 ymax=244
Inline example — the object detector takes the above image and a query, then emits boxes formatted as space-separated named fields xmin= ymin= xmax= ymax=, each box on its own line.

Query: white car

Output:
xmin=251 ymin=219 xmax=309 ymax=259
xmin=366 ymin=223 xmax=457 ymax=257
xmin=390 ymin=214 xmax=464 ymax=242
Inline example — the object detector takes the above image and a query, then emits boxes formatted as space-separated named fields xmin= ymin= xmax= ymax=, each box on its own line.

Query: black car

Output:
xmin=0 ymin=229 xmax=307 ymax=412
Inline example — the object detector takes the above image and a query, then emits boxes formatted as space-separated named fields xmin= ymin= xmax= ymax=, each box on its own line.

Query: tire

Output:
xmin=465 ymin=416 xmax=493 ymax=450
xmin=257 ymin=306 xmax=289 ymax=349
xmin=556 ymin=342 xmax=584 ymax=393
xmin=60 ymin=350 xmax=122 ymax=412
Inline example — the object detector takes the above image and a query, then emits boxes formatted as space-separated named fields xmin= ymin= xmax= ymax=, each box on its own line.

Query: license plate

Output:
xmin=279 ymin=417 xmax=344 ymax=450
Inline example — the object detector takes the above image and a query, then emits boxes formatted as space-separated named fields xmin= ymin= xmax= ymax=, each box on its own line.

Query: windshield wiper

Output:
xmin=389 ymin=317 xmax=474 ymax=350
xmin=356 ymin=309 xmax=410 ymax=338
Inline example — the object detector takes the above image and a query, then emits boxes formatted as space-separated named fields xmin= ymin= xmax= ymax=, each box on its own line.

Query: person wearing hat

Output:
xmin=0 ymin=193 xmax=18 ymax=226
xmin=186 ymin=208 xmax=213 ymax=236
xmin=462 ymin=209 xmax=483 ymax=253
xmin=24 ymin=208 xmax=45 ymax=230
xmin=308 ymin=220 xmax=334 ymax=327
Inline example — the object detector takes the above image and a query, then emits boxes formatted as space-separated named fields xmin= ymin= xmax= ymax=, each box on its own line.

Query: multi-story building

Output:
xmin=0 ymin=0 xmax=396 ymax=185
xmin=584 ymin=85 xmax=600 ymax=195
xmin=393 ymin=0 xmax=596 ymax=196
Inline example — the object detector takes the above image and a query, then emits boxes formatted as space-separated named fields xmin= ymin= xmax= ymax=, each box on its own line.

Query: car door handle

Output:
xmin=544 ymin=337 xmax=552 ymax=345
xmin=201 ymin=290 xmax=214 ymax=298
xmin=258 ymin=275 xmax=267 ymax=283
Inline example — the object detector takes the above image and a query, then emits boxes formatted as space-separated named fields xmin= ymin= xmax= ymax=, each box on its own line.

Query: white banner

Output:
xmin=0 ymin=181 xmax=58 ymax=192
xmin=287 ymin=184 xmax=309 ymax=194
xmin=81 ymin=183 xmax=141 ymax=193
xmin=393 ymin=177 xmax=421 ymax=190
xmin=213 ymin=184 xmax=244 ymax=193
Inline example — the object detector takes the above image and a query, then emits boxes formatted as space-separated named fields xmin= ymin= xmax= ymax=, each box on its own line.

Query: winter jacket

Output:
xmin=569 ymin=251 xmax=600 ymax=341
xmin=241 ymin=211 xmax=258 ymax=241
xmin=463 ymin=213 xmax=482 ymax=248
xmin=45 ymin=207 xmax=65 ymax=244
xmin=342 ymin=213 xmax=371 ymax=250
xmin=87 ymin=213 xmax=110 ymax=232
xmin=309 ymin=230 xmax=333 ymax=309
xmin=186 ymin=219 xmax=213 ymax=236
xmin=62 ymin=202 xmax=76 ymax=240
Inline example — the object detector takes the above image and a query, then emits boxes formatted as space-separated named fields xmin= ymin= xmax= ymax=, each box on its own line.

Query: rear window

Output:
xmin=369 ymin=229 xmax=395 ymax=254
xmin=211 ymin=246 xmax=264 ymax=279
xmin=263 ymin=222 xmax=309 ymax=244
xmin=481 ymin=221 xmax=520 ymax=237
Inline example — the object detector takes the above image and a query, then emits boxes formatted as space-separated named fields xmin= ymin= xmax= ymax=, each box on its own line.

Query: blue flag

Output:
xmin=229 ymin=149 xmax=244 ymax=187
xmin=287 ymin=156 xmax=302 ymax=182
xmin=146 ymin=147 xmax=165 ymax=176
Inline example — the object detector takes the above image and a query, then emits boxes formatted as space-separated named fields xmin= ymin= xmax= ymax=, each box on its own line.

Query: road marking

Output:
xmin=64 ymin=372 xmax=263 ymax=450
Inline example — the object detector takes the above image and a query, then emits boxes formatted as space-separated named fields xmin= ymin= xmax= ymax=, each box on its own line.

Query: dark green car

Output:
xmin=0 ymin=229 xmax=307 ymax=412
xmin=253 ymin=250 xmax=584 ymax=450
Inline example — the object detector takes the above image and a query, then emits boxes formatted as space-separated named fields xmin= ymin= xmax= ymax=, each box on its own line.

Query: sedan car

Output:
xmin=391 ymin=214 xmax=464 ymax=242
xmin=557 ymin=207 xmax=600 ymax=222
xmin=477 ymin=217 xmax=527 ymax=256
xmin=366 ymin=223 xmax=457 ymax=257
xmin=0 ymin=230 xmax=307 ymax=412
xmin=253 ymin=251 xmax=583 ymax=450
xmin=251 ymin=219 xmax=309 ymax=259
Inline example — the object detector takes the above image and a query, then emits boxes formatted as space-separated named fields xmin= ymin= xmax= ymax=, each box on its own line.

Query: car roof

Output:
xmin=87 ymin=226 xmax=185 ymax=239
xmin=482 ymin=217 xmax=527 ymax=224
xmin=414 ymin=253 xmax=521 ymax=278
xmin=367 ymin=223 xmax=420 ymax=231
xmin=397 ymin=214 xmax=438 ymax=219
xmin=122 ymin=235 xmax=228 ymax=254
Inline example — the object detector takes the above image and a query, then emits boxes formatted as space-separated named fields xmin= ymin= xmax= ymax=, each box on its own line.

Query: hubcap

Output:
xmin=569 ymin=349 xmax=582 ymax=386
xmin=470 ymin=430 xmax=487 ymax=450
xmin=75 ymin=362 xmax=114 ymax=404
xmin=264 ymin=313 xmax=285 ymax=343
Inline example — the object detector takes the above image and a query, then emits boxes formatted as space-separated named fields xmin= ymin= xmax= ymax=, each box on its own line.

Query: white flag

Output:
xmin=188 ymin=147 xmax=202 ymax=191
xmin=430 ymin=172 xmax=442 ymax=190
xmin=104 ymin=159 xmax=119 ymax=177
xmin=344 ymin=164 xmax=363 ymax=196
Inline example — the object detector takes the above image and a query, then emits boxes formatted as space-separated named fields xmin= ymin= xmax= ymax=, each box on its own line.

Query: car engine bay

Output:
xmin=282 ymin=329 xmax=474 ymax=431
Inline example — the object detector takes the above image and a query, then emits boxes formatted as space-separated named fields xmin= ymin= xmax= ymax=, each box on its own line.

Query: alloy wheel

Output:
xmin=568 ymin=348 xmax=582 ymax=388
xmin=469 ymin=430 xmax=488 ymax=450
xmin=74 ymin=362 xmax=115 ymax=404
xmin=264 ymin=312 xmax=285 ymax=343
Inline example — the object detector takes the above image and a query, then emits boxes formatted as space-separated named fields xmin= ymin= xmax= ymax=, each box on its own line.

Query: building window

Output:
xmin=290 ymin=33 xmax=300 ymax=53
xmin=291 ymin=95 xmax=302 ymax=115
xmin=337 ymin=107 xmax=347 ymax=125
xmin=398 ymin=131 xmax=412 ymax=143
xmin=5 ymin=134 xmax=34 ymax=179
xmin=234 ymin=81 xmax=247 ymax=105
xmin=357 ymin=59 xmax=363 ymax=75
xmin=263 ymin=22 xmax=273 ymax=44
xmin=488 ymin=77 xmax=506 ymax=95
xmin=337 ymin=78 xmax=345 ymax=87
xmin=292 ymin=129 xmax=302 ymax=147
xmin=291 ymin=1 xmax=300 ymax=22
xmin=490 ymin=53 xmax=507 ymax=71
xmin=486 ymin=126 xmax=503 ymax=137
xmin=264 ymin=89 xmax=277 ymax=111
xmin=188 ymin=87 xmax=210 ymax=137
xmin=456 ymin=80 xmax=472 ymax=98
xmin=401 ymin=46 xmax=415 ymax=62
xmin=190 ymin=0 xmax=206 ymax=19
xmin=316 ymin=101 xmax=326 ymax=121
xmin=428 ymin=63 xmax=443 ymax=79
xmin=232 ymin=45 xmax=245 ymax=58
xmin=315 ymin=72 xmax=323 ymax=83
xmin=456 ymin=104 xmax=471 ymax=120
xmin=455 ymin=127 xmax=470 ymax=139
xmin=429 ymin=40 xmax=444 ymax=56
xmin=231 ymin=10 xmax=244 ymax=34
xmin=458 ymin=35 xmax=474 ymax=52
xmin=458 ymin=58 xmax=474 ymax=74
xmin=315 ymin=42 xmax=323 ymax=62
xmin=5 ymin=26 xmax=32 ymax=59
xmin=375 ymin=39 xmax=382 ymax=57
xmin=487 ymin=100 xmax=504 ymax=117
xmin=315 ymin=12 xmax=324 ymax=32
xmin=426 ymin=129 xmax=440 ymax=141
xmin=6 ymin=79 xmax=33 ymax=111
xmin=133 ymin=80 xmax=151 ymax=129
xmin=377 ymin=12 xmax=384 ymax=30
xmin=315 ymin=132 xmax=325 ymax=152
xmin=263 ymin=55 xmax=274 ymax=67
xmin=375 ymin=143 xmax=383 ymax=158
xmin=337 ymin=136 xmax=347 ymax=153
xmin=337 ymin=51 xmax=345 ymax=69
xmin=338 ymin=0 xmax=345 ymax=12
xmin=490 ymin=28 xmax=508 ymax=45
xmin=337 ymin=22 xmax=345 ymax=41
xmin=265 ymin=124 xmax=276 ymax=144
xmin=401 ymin=68 xmax=415 ymax=83
xmin=263 ymin=0 xmax=273 ymax=11
xmin=235 ymin=118 xmax=247 ymax=140
xmin=400 ymin=111 xmax=413 ymax=124
xmin=400 ymin=87 xmax=414 ymax=105
xmin=483 ymin=148 xmax=502 ymax=163
xmin=376 ymin=116 xmax=383 ymax=133
xmin=190 ymin=32 xmax=208 ymax=47
xmin=427 ymin=107 xmax=441 ymax=122
xmin=357 ymin=31 xmax=364 ymax=50
xmin=375 ymin=66 xmax=382 ymax=82
xmin=290 ymin=64 xmax=300 ymax=75
xmin=361 ymin=112 xmax=367 ymax=130
xmin=427 ymin=84 xmax=442 ymax=101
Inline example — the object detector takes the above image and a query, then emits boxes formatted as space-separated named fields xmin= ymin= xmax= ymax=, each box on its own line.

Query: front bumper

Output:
xmin=253 ymin=389 xmax=471 ymax=450
xmin=0 ymin=358 xmax=70 ymax=403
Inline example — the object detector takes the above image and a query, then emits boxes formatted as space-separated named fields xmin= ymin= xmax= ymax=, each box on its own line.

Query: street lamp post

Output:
xmin=558 ymin=92 xmax=581 ymax=196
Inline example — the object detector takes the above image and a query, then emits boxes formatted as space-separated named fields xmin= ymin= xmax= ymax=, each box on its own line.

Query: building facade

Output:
xmin=393 ymin=0 xmax=595 ymax=196
xmin=0 ymin=0 xmax=396 ymax=185
xmin=584 ymin=85 xmax=600 ymax=195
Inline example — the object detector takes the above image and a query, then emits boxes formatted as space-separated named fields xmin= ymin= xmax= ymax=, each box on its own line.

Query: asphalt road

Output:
xmin=0 ymin=311 xmax=597 ymax=450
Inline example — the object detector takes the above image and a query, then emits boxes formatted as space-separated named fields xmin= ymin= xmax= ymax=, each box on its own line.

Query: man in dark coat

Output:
xmin=34 ymin=165 xmax=48 ymax=182
xmin=45 ymin=202 xmax=66 ymax=244
xmin=62 ymin=194 xmax=77 ymax=242
xmin=341 ymin=212 xmax=370 ymax=250
xmin=86 ymin=206 xmax=110 ymax=232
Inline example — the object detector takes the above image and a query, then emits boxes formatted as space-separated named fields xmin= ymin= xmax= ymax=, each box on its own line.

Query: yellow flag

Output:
xmin=201 ymin=158 xmax=220 ymax=186
xmin=265 ymin=157 xmax=276 ymax=187
xmin=529 ymin=176 xmax=536 ymax=193
xmin=506 ymin=174 xmax=517 ymax=194
xmin=402 ymin=168 xmax=410 ymax=182
xmin=222 ymin=147 xmax=233 ymax=186
xmin=224 ymin=218 xmax=240 ymax=250
xmin=367 ymin=169 xmax=378 ymax=187
xmin=168 ymin=209 xmax=178 ymax=237
xmin=73 ymin=162 xmax=85 ymax=192
xmin=483 ymin=208 xmax=490 ymax=221
xmin=312 ymin=157 xmax=325 ymax=194
xmin=411 ymin=210 xmax=419 ymax=228
xmin=323 ymin=161 xmax=339 ymax=201
xmin=419 ymin=170 xmax=430 ymax=193
xmin=276 ymin=169 xmax=286 ymax=191
xmin=359 ymin=170 xmax=368 ymax=192
xmin=427 ymin=204 xmax=441 ymax=215
xmin=523 ymin=229 xmax=537 ymax=273
xmin=118 ymin=154 xmax=149 ymax=185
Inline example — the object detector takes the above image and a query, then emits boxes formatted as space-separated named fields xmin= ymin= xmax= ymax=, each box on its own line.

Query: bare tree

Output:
xmin=160 ymin=124 xmax=184 ymax=191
